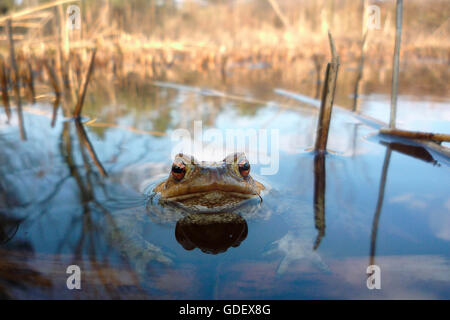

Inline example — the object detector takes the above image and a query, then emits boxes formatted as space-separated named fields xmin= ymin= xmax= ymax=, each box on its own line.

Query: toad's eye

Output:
xmin=238 ymin=160 xmax=250 ymax=178
xmin=171 ymin=162 xmax=186 ymax=180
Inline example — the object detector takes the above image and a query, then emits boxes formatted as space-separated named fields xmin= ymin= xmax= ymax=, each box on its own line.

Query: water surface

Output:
xmin=0 ymin=64 xmax=449 ymax=299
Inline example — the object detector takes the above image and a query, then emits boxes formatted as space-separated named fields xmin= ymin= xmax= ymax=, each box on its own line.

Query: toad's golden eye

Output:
xmin=238 ymin=160 xmax=250 ymax=178
xmin=171 ymin=161 xmax=186 ymax=180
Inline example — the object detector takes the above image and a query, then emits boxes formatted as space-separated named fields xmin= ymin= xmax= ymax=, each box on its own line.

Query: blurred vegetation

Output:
xmin=2 ymin=0 xmax=448 ymax=48
xmin=0 ymin=0 xmax=447 ymax=113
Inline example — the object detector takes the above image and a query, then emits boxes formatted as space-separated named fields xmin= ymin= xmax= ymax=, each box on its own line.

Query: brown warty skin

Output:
xmin=153 ymin=152 xmax=264 ymax=209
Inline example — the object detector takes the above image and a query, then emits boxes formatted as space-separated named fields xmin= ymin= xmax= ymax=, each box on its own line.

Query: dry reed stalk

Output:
xmin=43 ymin=58 xmax=61 ymax=97
xmin=352 ymin=31 xmax=368 ymax=112
xmin=6 ymin=19 xmax=26 ymax=140
xmin=23 ymin=60 xmax=36 ymax=104
xmin=68 ymin=66 xmax=78 ymax=102
xmin=53 ymin=7 xmax=65 ymax=93
xmin=0 ymin=0 xmax=78 ymax=24
xmin=73 ymin=47 xmax=96 ymax=118
xmin=51 ymin=94 xmax=60 ymax=127
xmin=0 ymin=55 xmax=11 ymax=121
xmin=58 ymin=3 xmax=70 ymax=90
xmin=314 ymin=31 xmax=340 ymax=152
xmin=390 ymin=0 xmax=403 ymax=128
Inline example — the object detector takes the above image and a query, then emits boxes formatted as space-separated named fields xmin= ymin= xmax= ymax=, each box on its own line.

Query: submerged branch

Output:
xmin=379 ymin=128 xmax=450 ymax=143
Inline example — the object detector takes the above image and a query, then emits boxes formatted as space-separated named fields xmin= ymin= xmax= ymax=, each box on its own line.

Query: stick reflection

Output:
xmin=313 ymin=152 xmax=326 ymax=250
xmin=370 ymin=146 xmax=392 ymax=266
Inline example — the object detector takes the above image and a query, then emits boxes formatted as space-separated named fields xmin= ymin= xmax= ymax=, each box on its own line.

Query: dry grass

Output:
xmin=0 ymin=0 xmax=447 ymax=111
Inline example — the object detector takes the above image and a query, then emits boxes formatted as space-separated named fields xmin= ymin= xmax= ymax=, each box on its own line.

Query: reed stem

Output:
xmin=390 ymin=0 xmax=403 ymax=129
xmin=6 ymin=18 xmax=26 ymax=140
xmin=0 ymin=55 xmax=11 ymax=121
xmin=73 ymin=48 xmax=96 ymax=118
xmin=314 ymin=31 xmax=340 ymax=152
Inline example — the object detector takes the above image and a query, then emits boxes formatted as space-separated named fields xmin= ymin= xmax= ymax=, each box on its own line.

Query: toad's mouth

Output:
xmin=158 ymin=179 xmax=265 ymax=202
xmin=162 ymin=188 xmax=259 ymax=202
xmin=162 ymin=189 xmax=262 ymax=210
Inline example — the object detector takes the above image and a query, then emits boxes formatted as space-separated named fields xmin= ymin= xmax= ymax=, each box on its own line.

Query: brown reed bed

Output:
xmin=0 ymin=0 xmax=448 ymax=84
xmin=0 ymin=0 xmax=448 ymax=138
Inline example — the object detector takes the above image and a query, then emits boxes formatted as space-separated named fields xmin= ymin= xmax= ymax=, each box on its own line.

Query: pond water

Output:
xmin=0 ymin=63 xmax=449 ymax=299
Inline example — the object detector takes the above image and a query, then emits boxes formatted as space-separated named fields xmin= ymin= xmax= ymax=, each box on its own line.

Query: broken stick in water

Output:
xmin=379 ymin=128 xmax=450 ymax=143
xmin=314 ymin=31 xmax=340 ymax=152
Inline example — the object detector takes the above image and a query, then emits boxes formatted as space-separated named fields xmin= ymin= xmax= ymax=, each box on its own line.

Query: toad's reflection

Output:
xmin=175 ymin=212 xmax=248 ymax=254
